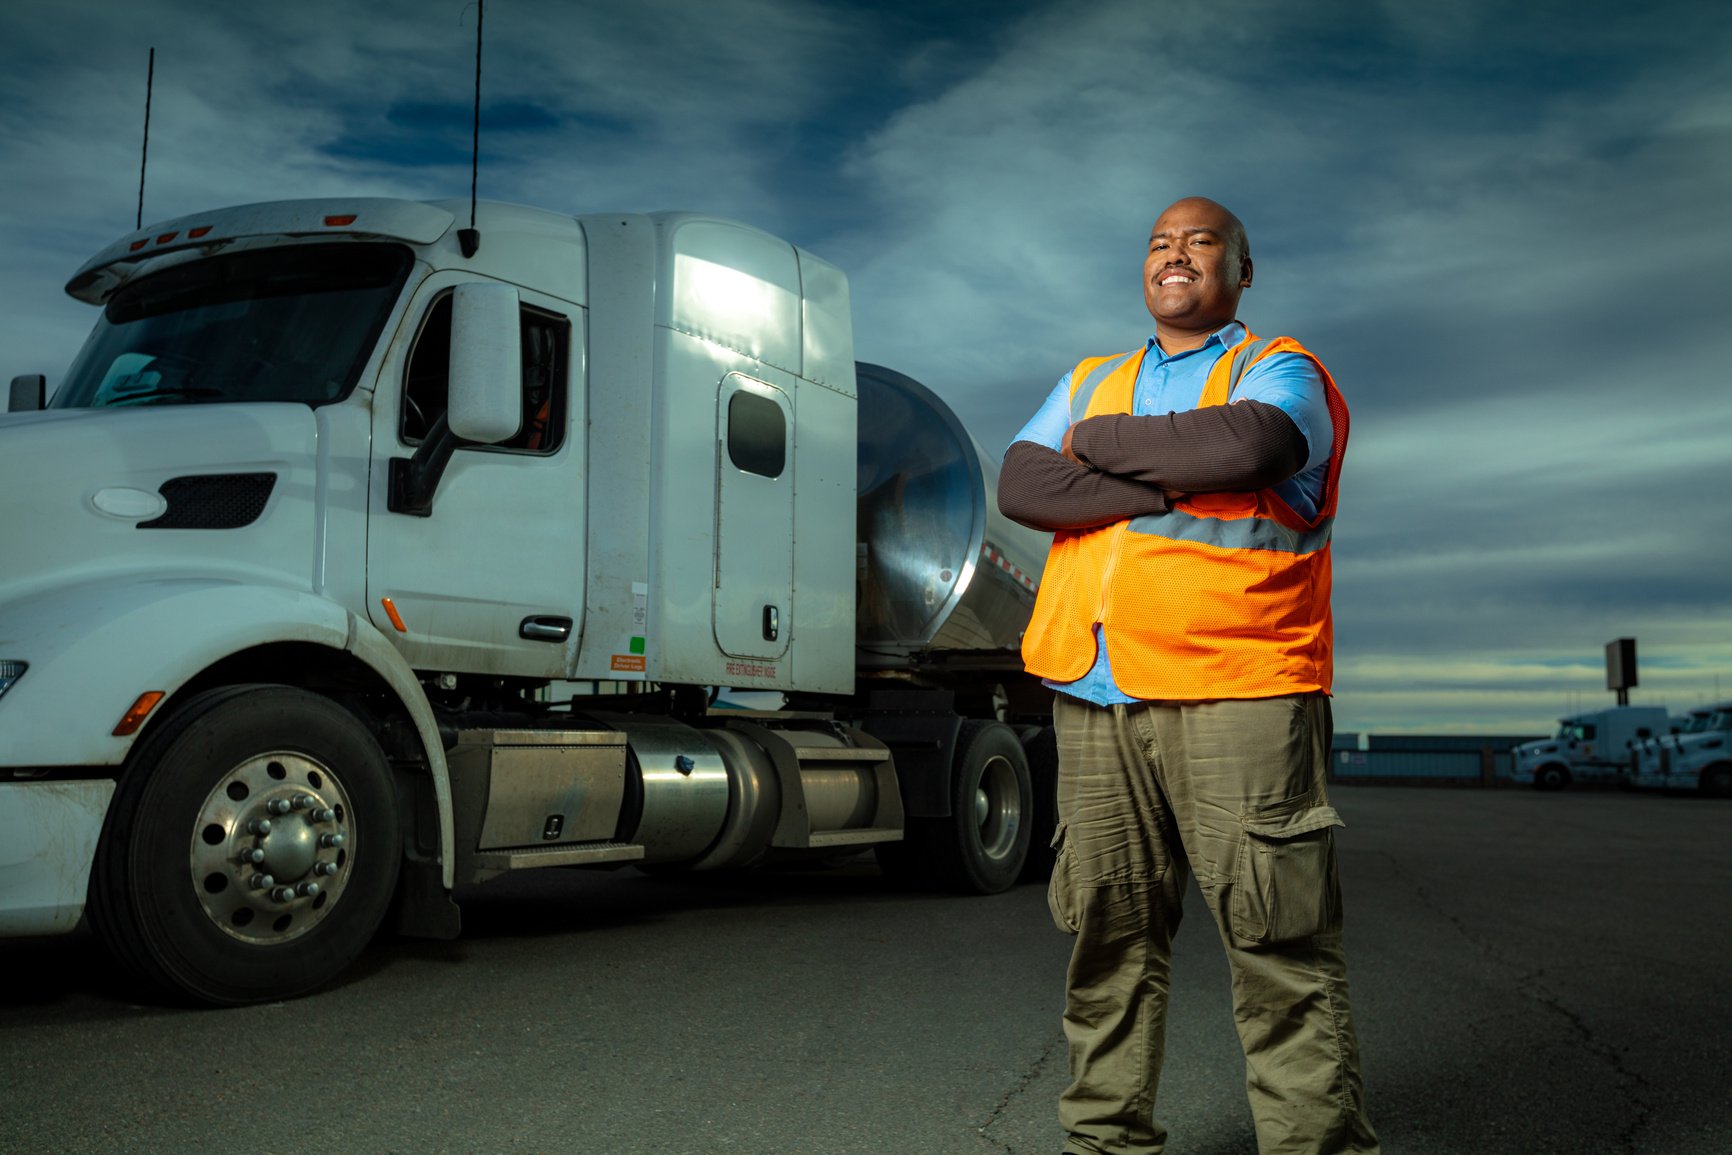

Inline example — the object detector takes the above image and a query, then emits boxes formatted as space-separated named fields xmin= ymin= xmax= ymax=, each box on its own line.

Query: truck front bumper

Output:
xmin=0 ymin=778 xmax=114 ymax=936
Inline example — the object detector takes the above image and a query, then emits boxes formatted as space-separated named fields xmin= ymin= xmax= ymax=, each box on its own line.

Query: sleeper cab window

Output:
xmin=727 ymin=389 xmax=786 ymax=479
xmin=400 ymin=291 xmax=570 ymax=454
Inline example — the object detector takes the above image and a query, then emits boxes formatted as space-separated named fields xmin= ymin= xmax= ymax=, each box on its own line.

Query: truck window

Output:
xmin=726 ymin=389 xmax=786 ymax=478
xmin=53 ymin=243 xmax=411 ymax=410
xmin=400 ymin=292 xmax=569 ymax=453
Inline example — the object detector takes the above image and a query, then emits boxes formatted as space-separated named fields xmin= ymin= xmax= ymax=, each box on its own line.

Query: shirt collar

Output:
xmin=1144 ymin=319 xmax=1246 ymax=364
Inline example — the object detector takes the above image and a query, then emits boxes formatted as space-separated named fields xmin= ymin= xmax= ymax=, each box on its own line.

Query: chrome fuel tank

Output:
xmin=855 ymin=363 xmax=1050 ymax=664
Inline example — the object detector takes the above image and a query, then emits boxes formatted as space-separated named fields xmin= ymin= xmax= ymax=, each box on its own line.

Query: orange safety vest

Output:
xmin=1021 ymin=332 xmax=1348 ymax=700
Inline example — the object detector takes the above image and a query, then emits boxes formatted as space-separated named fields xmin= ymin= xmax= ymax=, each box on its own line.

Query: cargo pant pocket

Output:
xmin=1228 ymin=799 xmax=1344 ymax=947
xmin=1047 ymin=822 xmax=1081 ymax=935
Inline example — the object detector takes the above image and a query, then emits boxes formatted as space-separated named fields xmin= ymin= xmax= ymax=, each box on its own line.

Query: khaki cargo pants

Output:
xmin=1049 ymin=692 xmax=1379 ymax=1155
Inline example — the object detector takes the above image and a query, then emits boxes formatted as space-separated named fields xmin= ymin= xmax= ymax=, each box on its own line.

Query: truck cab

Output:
xmin=1652 ymin=703 xmax=1732 ymax=796
xmin=1628 ymin=707 xmax=1712 ymax=789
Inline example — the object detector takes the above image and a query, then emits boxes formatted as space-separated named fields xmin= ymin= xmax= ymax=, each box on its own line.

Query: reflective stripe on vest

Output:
xmin=1125 ymin=507 xmax=1332 ymax=554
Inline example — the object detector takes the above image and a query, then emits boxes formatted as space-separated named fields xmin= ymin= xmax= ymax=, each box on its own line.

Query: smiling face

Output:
xmin=1142 ymin=197 xmax=1253 ymax=351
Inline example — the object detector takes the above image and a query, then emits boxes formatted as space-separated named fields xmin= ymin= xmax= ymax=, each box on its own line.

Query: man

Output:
xmin=998 ymin=197 xmax=1379 ymax=1155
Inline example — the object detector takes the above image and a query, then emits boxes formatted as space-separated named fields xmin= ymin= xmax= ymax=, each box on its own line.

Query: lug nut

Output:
xmin=240 ymin=848 xmax=266 ymax=864
xmin=312 ymin=807 xmax=337 ymax=823
xmin=250 ymin=873 xmax=275 ymax=889
xmin=291 ymin=794 xmax=314 ymax=810
xmin=296 ymin=882 xmax=321 ymax=898
xmin=266 ymin=799 xmax=292 ymax=815
xmin=314 ymin=862 xmax=339 ymax=877
xmin=319 ymin=833 xmax=346 ymax=849
xmin=247 ymin=818 xmax=272 ymax=836
xmin=270 ymin=887 xmax=296 ymax=903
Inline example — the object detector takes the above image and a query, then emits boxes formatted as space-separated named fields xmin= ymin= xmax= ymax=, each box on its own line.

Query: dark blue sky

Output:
xmin=2 ymin=0 xmax=1728 ymax=732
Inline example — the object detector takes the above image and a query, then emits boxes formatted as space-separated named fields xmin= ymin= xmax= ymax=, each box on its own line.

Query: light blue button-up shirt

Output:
xmin=1010 ymin=321 xmax=1333 ymax=705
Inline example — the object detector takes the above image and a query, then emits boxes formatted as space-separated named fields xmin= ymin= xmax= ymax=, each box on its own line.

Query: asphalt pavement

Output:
xmin=1 ymin=785 xmax=1727 ymax=1154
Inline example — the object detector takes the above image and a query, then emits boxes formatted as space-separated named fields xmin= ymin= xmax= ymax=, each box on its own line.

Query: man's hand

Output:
xmin=1061 ymin=423 xmax=1081 ymax=464
xmin=997 ymin=440 xmax=1170 ymax=530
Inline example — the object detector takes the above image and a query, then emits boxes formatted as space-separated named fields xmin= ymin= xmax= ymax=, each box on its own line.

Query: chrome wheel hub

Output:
xmin=974 ymin=754 xmax=1021 ymax=863
xmin=188 ymin=751 xmax=356 ymax=944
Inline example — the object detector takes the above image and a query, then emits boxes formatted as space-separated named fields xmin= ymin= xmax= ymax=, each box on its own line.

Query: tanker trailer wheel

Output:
xmin=1700 ymin=764 xmax=1732 ymax=799
xmin=88 ymin=685 xmax=401 ymax=1005
xmin=879 ymin=720 xmax=1032 ymax=894
xmin=1534 ymin=763 xmax=1570 ymax=791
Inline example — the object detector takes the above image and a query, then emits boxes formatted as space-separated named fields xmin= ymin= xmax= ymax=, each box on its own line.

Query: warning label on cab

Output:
xmin=611 ymin=654 xmax=646 ymax=672
xmin=725 ymin=661 xmax=778 ymax=679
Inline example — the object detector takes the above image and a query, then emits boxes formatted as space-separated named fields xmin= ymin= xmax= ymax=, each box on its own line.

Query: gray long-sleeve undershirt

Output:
xmin=996 ymin=400 xmax=1308 ymax=532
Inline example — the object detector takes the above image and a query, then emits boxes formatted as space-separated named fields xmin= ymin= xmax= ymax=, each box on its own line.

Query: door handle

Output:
xmin=520 ymin=616 xmax=572 ymax=642
xmin=762 ymin=605 xmax=779 ymax=642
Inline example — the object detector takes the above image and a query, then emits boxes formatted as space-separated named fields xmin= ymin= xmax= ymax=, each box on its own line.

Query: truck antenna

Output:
xmin=457 ymin=0 xmax=483 ymax=258
xmin=137 ymin=47 xmax=155 ymax=230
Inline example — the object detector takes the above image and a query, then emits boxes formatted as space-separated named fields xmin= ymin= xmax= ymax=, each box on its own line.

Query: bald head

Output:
xmin=1163 ymin=196 xmax=1250 ymax=264
xmin=1143 ymin=197 xmax=1255 ymax=352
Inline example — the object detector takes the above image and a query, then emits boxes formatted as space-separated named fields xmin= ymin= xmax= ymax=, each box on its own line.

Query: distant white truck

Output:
xmin=1628 ymin=702 xmax=1732 ymax=796
xmin=1627 ymin=707 xmax=1710 ymax=788
xmin=1511 ymin=706 xmax=1669 ymax=790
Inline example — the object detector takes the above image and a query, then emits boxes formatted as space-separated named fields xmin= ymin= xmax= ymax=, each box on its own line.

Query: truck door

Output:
xmin=714 ymin=373 xmax=793 ymax=663
xmin=366 ymin=275 xmax=586 ymax=678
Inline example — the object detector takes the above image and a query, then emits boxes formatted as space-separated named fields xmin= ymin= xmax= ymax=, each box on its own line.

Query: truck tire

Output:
xmin=884 ymin=720 xmax=1032 ymax=894
xmin=1700 ymin=764 xmax=1732 ymax=799
xmin=1018 ymin=725 xmax=1059 ymax=883
xmin=1534 ymin=763 xmax=1570 ymax=791
xmin=88 ymin=684 xmax=401 ymax=1005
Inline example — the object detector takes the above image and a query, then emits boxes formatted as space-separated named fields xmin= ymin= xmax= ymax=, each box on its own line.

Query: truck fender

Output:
xmin=0 ymin=576 xmax=456 ymax=887
xmin=858 ymin=704 xmax=964 ymax=818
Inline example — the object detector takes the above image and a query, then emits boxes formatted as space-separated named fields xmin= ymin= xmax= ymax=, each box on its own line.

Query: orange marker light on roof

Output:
xmin=325 ymin=214 xmax=358 ymax=227
xmin=156 ymin=232 xmax=178 ymax=244
xmin=188 ymin=225 xmax=212 ymax=238
xmin=129 ymin=239 xmax=149 ymax=252
xmin=113 ymin=691 xmax=166 ymax=736
xmin=381 ymin=597 xmax=408 ymax=633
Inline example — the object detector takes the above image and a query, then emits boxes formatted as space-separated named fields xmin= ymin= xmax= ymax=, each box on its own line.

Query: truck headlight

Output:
xmin=0 ymin=660 xmax=26 ymax=701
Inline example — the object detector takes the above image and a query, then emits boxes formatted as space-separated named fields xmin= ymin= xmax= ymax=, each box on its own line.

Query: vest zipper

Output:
xmin=1095 ymin=522 xmax=1127 ymax=626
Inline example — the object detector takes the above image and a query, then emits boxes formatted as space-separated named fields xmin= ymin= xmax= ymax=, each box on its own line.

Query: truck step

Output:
xmin=803 ymin=826 xmax=903 ymax=848
xmin=470 ymin=841 xmax=646 ymax=872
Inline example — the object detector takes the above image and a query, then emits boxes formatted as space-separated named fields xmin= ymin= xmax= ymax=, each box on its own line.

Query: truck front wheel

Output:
xmin=1534 ymin=763 xmax=1570 ymax=791
xmin=89 ymin=685 xmax=401 ymax=1005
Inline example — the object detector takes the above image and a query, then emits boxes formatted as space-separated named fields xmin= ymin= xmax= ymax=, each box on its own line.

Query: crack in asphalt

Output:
xmin=1373 ymin=849 xmax=1655 ymax=1154
xmin=977 ymin=1036 xmax=1064 ymax=1154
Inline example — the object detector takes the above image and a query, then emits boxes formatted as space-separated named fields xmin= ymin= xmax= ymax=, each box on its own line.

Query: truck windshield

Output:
xmin=52 ymin=243 xmax=411 ymax=410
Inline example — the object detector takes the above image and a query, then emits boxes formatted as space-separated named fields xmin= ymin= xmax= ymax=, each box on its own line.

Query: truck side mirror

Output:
xmin=9 ymin=374 xmax=45 ymax=412
xmin=388 ymin=283 xmax=526 ymax=518
xmin=448 ymin=282 xmax=522 ymax=444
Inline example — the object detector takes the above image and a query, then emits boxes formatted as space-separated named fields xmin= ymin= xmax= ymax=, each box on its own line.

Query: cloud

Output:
xmin=1 ymin=0 xmax=1727 ymax=735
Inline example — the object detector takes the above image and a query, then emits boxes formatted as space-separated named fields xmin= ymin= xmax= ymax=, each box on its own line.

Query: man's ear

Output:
xmin=1240 ymin=255 xmax=1254 ymax=288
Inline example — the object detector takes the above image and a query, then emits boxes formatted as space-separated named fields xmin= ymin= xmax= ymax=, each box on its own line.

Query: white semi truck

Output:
xmin=0 ymin=198 xmax=1055 ymax=1004
xmin=1511 ymin=705 xmax=1669 ymax=790
xmin=1628 ymin=702 xmax=1732 ymax=795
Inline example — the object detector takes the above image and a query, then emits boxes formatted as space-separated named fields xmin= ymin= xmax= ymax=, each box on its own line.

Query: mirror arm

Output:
xmin=388 ymin=412 xmax=466 ymax=517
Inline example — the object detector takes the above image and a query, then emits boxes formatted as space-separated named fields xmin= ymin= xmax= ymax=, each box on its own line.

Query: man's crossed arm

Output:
xmin=996 ymin=401 xmax=1307 ymax=532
